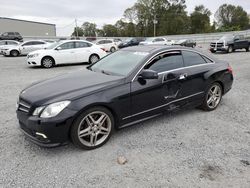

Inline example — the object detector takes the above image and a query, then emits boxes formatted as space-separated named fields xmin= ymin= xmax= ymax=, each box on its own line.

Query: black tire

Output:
xmin=10 ymin=50 xmax=19 ymax=57
xmin=211 ymin=50 xmax=216 ymax=53
xmin=89 ymin=54 xmax=100 ymax=64
xmin=110 ymin=47 xmax=116 ymax=53
xmin=70 ymin=106 xmax=114 ymax=150
xmin=41 ymin=57 xmax=54 ymax=68
xmin=200 ymin=82 xmax=223 ymax=111
xmin=227 ymin=45 xmax=233 ymax=53
xmin=246 ymin=46 xmax=250 ymax=52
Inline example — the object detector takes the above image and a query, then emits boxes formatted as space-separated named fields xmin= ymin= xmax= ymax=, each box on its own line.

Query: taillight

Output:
xmin=101 ymin=48 xmax=106 ymax=52
xmin=228 ymin=65 xmax=233 ymax=74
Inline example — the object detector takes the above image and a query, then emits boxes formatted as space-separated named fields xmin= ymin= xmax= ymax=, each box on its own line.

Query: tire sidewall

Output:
xmin=11 ymin=50 xmax=19 ymax=57
xmin=70 ymin=106 xmax=114 ymax=150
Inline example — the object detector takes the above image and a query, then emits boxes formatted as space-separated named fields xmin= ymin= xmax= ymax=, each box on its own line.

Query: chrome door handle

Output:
xmin=179 ymin=73 xmax=188 ymax=80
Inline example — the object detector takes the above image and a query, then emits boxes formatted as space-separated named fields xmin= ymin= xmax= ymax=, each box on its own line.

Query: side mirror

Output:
xmin=139 ymin=70 xmax=158 ymax=80
xmin=56 ymin=47 xmax=62 ymax=50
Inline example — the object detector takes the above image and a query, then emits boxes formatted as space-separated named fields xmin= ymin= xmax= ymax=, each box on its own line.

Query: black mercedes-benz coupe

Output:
xmin=16 ymin=46 xmax=233 ymax=149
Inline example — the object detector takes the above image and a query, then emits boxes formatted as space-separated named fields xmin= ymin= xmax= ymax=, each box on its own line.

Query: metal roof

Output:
xmin=0 ymin=17 xmax=55 ymax=26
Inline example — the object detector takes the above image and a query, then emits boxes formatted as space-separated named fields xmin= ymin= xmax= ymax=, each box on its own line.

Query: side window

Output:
xmin=8 ymin=41 xmax=18 ymax=45
xmin=105 ymin=40 xmax=112 ymax=44
xmin=145 ymin=51 xmax=184 ymax=73
xmin=15 ymin=32 xmax=20 ymax=36
xmin=75 ymin=42 xmax=91 ymax=48
xmin=9 ymin=32 xmax=14 ymax=36
xmin=97 ymin=40 xmax=105 ymax=44
xmin=32 ymin=41 xmax=45 ymax=45
xmin=2 ymin=33 xmax=8 ymax=36
xmin=22 ymin=42 xmax=33 ymax=46
xmin=202 ymin=55 xmax=213 ymax=63
xmin=155 ymin=38 xmax=164 ymax=42
xmin=59 ymin=42 xmax=75 ymax=50
xmin=182 ymin=51 xmax=207 ymax=67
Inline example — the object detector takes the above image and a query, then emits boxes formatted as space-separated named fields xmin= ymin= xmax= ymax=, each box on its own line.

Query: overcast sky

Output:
xmin=0 ymin=0 xmax=249 ymax=36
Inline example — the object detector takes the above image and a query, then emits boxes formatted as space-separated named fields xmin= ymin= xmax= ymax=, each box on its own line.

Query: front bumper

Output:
xmin=210 ymin=46 xmax=228 ymax=52
xmin=17 ymin=107 xmax=78 ymax=147
xmin=26 ymin=56 xmax=41 ymax=66
xmin=2 ymin=50 xmax=11 ymax=56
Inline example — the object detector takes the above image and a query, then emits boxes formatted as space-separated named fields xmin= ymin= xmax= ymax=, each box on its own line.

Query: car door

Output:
xmin=181 ymin=50 xmax=214 ymax=102
xmin=234 ymin=35 xmax=247 ymax=49
xmin=20 ymin=42 xmax=35 ymax=55
xmin=74 ymin=41 xmax=92 ymax=63
xmin=53 ymin=42 xmax=77 ymax=64
xmin=129 ymin=50 xmax=187 ymax=121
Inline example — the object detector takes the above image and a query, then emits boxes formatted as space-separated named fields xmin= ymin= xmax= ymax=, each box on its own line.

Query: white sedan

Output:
xmin=95 ymin=39 xmax=119 ymax=52
xmin=26 ymin=40 xmax=107 ymax=68
xmin=2 ymin=40 xmax=48 ymax=57
xmin=139 ymin=37 xmax=168 ymax=45
xmin=0 ymin=40 xmax=19 ymax=54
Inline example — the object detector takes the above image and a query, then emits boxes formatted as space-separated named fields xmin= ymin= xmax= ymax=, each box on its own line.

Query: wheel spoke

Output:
xmin=213 ymin=86 xmax=218 ymax=94
xmin=207 ymin=97 xmax=213 ymax=105
xmin=97 ymin=114 xmax=107 ymax=126
xmin=99 ymin=127 xmax=109 ymax=135
xmin=79 ymin=127 xmax=91 ymax=137
xmin=90 ymin=134 xmax=97 ymax=145
xmin=88 ymin=115 xmax=96 ymax=124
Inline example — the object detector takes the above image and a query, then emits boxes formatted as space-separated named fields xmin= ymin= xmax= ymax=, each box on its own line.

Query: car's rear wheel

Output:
xmin=246 ymin=45 xmax=250 ymax=52
xmin=41 ymin=57 xmax=54 ymax=68
xmin=10 ymin=50 xmax=19 ymax=57
xmin=227 ymin=45 xmax=233 ymax=53
xmin=89 ymin=54 xmax=99 ymax=64
xmin=70 ymin=107 xmax=114 ymax=150
xmin=110 ymin=47 xmax=116 ymax=53
xmin=201 ymin=82 xmax=223 ymax=111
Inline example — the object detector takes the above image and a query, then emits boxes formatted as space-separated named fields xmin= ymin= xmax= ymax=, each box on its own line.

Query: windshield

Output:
xmin=46 ymin=41 xmax=62 ymax=49
xmin=176 ymin=39 xmax=186 ymax=44
xmin=90 ymin=50 xmax=149 ymax=76
xmin=219 ymin=35 xmax=234 ymax=41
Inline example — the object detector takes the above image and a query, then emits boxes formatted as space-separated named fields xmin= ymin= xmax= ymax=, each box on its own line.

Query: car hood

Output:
xmin=20 ymin=69 xmax=124 ymax=105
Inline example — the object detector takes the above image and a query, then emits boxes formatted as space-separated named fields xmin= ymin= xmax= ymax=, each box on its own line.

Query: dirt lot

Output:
xmin=0 ymin=47 xmax=250 ymax=187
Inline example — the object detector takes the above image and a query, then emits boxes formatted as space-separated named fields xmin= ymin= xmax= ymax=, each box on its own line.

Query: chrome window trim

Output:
xmin=122 ymin=91 xmax=204 ymax=120
xmin=131 ymin=48 xmax=214 ymax=82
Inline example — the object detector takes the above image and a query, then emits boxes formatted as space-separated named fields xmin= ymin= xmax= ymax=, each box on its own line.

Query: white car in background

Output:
xmin=2 ymin=40 xmax=48 ymax=57
xmin=95 ymin=39 xmax=119 ymax=52
xmin=26 ymin=40 xmax=107 ymax=68
xmin=0 ymin=40 xmax=19 ymax=54
xmin=139 ymin=37 xmax=168 ymax=45
xmin=165 ymin=39 xmax=175 ymax=45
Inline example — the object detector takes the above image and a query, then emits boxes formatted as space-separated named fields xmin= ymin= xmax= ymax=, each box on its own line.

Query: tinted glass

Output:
xmin=32 ymin=41 xmax=45 ymax=45
xmin=91 ymin=51 xmax=149 ymax=76
xmin=182 ymin=51 xmax=207 ymax=66
xmin=59 ymin=42 xmax=75 ymax=50
xmin=105 ymin=40 xmax=112 ymax=44
xmin=22 ymin=42 xmax=33 ymax=46
xmin=9 ymin=32 xmax=14 ymax=35
xmin=145 ymin=51 xmax=184 ymax=73
xmin=202 ymin=55 xmax=213 ymax=63
xmin=75 ymin=42 xmax=91 ymax=48
xmin=0 ymin=41 xmax=6 ymax=45
xmin=155 ymin=38 xmax=164 ymax=42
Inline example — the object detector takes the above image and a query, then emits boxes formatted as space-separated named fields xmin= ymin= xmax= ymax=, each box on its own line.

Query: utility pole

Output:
xmin=153 ymin=15 xmax=158 ymax=37
xmin=75 ymin=18 xmax=79 ymax=38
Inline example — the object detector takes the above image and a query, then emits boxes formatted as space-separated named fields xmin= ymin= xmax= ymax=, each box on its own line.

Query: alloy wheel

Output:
xmin=90 ymin=55 xmax=99 ymax=64
xmin=42 ymin=58 xmax=53 ymax=68
xmin=206 ymin=85 xmax=222 ymax=109
xmin=77 ymin=111 xmax=112 ymax=147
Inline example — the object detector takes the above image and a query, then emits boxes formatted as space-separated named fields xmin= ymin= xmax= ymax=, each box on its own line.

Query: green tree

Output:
xmin=103 ymin=24 xmax=118 ymax=37
xmin=190 ymin=5 xmax=211 ymax=33
xmin=71 ymin=27 xmax=84 ymax=37
xmin=82 ymin=22 xmax=97 ymax=37
xmin=215 ymin=4 xmax=249 ymax=31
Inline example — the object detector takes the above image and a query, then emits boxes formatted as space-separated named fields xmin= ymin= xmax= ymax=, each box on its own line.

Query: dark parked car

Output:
xmin=16 ymin=46 xmax=233 ymax=150
xmin=0 ymin=32 xmax=23 ymax=41
xmin=118 ymin=38 xmax=144 ymax=49
xmin=175 ymin=39 xmax=196 ymax=48
xmin=210 ymin=35 xmax=250 ymax=53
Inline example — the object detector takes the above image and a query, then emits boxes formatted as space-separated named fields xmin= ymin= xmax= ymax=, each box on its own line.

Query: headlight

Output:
xmin=37 ymin=101 xmax=71 ymax=118
xmin=28 ymin=53 xmax=39 ymax=58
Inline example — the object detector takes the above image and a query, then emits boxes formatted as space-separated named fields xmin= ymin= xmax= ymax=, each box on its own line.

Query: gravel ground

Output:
xmin=0 ymin=46 xmax=250 ymax=188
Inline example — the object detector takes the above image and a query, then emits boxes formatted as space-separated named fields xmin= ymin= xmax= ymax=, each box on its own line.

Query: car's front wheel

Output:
xmin=227 ymin=45 xmax=233 ymax=53
xmin=110 ymin=47 xmax=116 ymax=53
xmin=10 ymin=50 xmax=19 ymax=57
xmin=41 ymin=57 xmax=54 ymax=68
xmin=201 ymin=82 xmax=223 ymax=111
xmin=70 ymin=107 xmax=114 ymax=150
